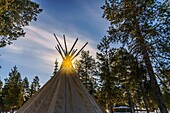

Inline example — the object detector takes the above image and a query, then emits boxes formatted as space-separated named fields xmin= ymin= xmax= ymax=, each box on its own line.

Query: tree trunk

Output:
xmin=142 ymin=77 xmax=150 ymax=113
xmin=108 ymin=76 xmax=113 ymax=113
xmin=106 ymin=58 xmax=113 ymax=113
xmin=125 ymin=85 xmax=135 ymax=113
xmin=141 ymin=47 xmax=168 ymax=113
xmin=109 ymin=101 xmax=113 ymax=113
xmin=134 ymin=18 xmax=168 ymax=113
xmin=142 ymin=92 xmax=149 ymax=113
xmin=135 ymin=105 xmax=138 ymax=113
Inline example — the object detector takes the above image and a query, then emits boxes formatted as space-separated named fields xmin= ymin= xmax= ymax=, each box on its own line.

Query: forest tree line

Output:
xmin=90 ymin=0 xmax=169 ymax=113
xmin=0 ymin=0 xmax=169 ymax=113
xmin=75 ymin=48 xmax=169 ymax=113
xmin=0 ymin=66 xmax=41 ymax=111
xmin=0 ymin=0 xmax=42 ymax=111
xmin=75 ymin=0 xmax=170 ymax=112
xmin=0 ymin=46 xmax=169 ymax=112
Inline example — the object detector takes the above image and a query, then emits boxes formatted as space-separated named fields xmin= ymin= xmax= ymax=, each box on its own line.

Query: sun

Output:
xmin=54 ymin=34 xmax=88 ymax=68
xmin=63 ymin=57 xmax=72 ymax=67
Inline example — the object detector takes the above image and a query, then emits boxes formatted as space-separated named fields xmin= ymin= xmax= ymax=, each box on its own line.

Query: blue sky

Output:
xmin=0 ymin=0 xmax=109 ymax=85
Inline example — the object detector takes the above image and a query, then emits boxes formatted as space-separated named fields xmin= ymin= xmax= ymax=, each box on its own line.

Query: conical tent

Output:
xmin=17 ymin=34 xmax=104 ymax=113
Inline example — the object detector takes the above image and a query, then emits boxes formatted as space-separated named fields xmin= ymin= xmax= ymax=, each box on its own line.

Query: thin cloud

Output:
xmin=1 ymin=0 xmax=108 ymax=85
xmin=4 ymin=44 xmax=23 ymax=54
xmin=1 ymin=23 xmax=98 ymax=85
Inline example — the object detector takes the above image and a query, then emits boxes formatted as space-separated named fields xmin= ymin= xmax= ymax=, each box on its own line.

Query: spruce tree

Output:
xmin=112 ymin=48 xmax=136 ymax=113
xmin=74 ymin=50 xmax=97 ymax=95
xmin=2 ymin=66 xmax=23 ymax=111
xmin=53 ymin=58 xmax=59 ymax=76
xmin=22 ymin=77 xmax=30 ymax=102
xmin=97 ymin=36 xmax=115 ymax=113
xmin=30 ymin=76 xmax=40 ymax=97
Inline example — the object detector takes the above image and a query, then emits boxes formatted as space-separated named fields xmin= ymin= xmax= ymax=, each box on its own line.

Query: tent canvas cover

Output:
xmin=17 ymin=34 xmax=104 ymax=113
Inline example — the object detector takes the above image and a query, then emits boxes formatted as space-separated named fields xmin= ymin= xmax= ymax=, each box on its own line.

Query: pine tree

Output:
xmin=102 ymin=0 xmax=169 ymax=112
xmin=53 ymin=58 xmax=59 ymax=76
xmin=0 ymin=0 xmax=42 ymax=47
xmin=22 ymin=77 xmax=30 ymax=102
xmin=74 ymin=50 xmax=97 ymax=95
xmin=30 ymin=76 xmax=40 ymax=97
xmin=112 ymin=48 xmax=137 ymax=113
xmin=2 ymin=66 xmax=23 ymax=111
xmin=97 ymin=36 xmax=115 ymax=113
xmin=133 ymin=60 xmax=151 ymax=112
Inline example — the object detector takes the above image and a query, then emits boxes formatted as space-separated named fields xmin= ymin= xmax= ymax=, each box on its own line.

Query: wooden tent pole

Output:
xmin=55 ymin=45 xmax=65 ymax=60
xmin=70 ymin=49 xmax=78 ymax=58
xmin=71 ymin=42 xmax=88 ymax=60
xmin=54 ymin=34 xmax=65 ymax=56
xmin=69 ymin=38 xmax=78 ymax=54
xmin=63 ymin=35 xmax=67 ymax=55
xmin=54 ymin=34 xmax=88 ymax=61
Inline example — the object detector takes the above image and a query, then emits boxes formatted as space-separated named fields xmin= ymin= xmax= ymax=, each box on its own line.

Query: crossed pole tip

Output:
xmin=54 ymin=34 xmax=88 ymax=60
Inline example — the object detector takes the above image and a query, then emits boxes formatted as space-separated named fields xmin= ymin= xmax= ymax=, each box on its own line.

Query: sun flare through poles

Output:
xmin=17 ymin=34 xmax=104 ymax=113
xmin=54 ymin=34 xmax=88 ymax=65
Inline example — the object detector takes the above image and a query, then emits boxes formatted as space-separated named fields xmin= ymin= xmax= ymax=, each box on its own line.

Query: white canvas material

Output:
xmin=17 ymin=65 xmax=103 ymax=113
